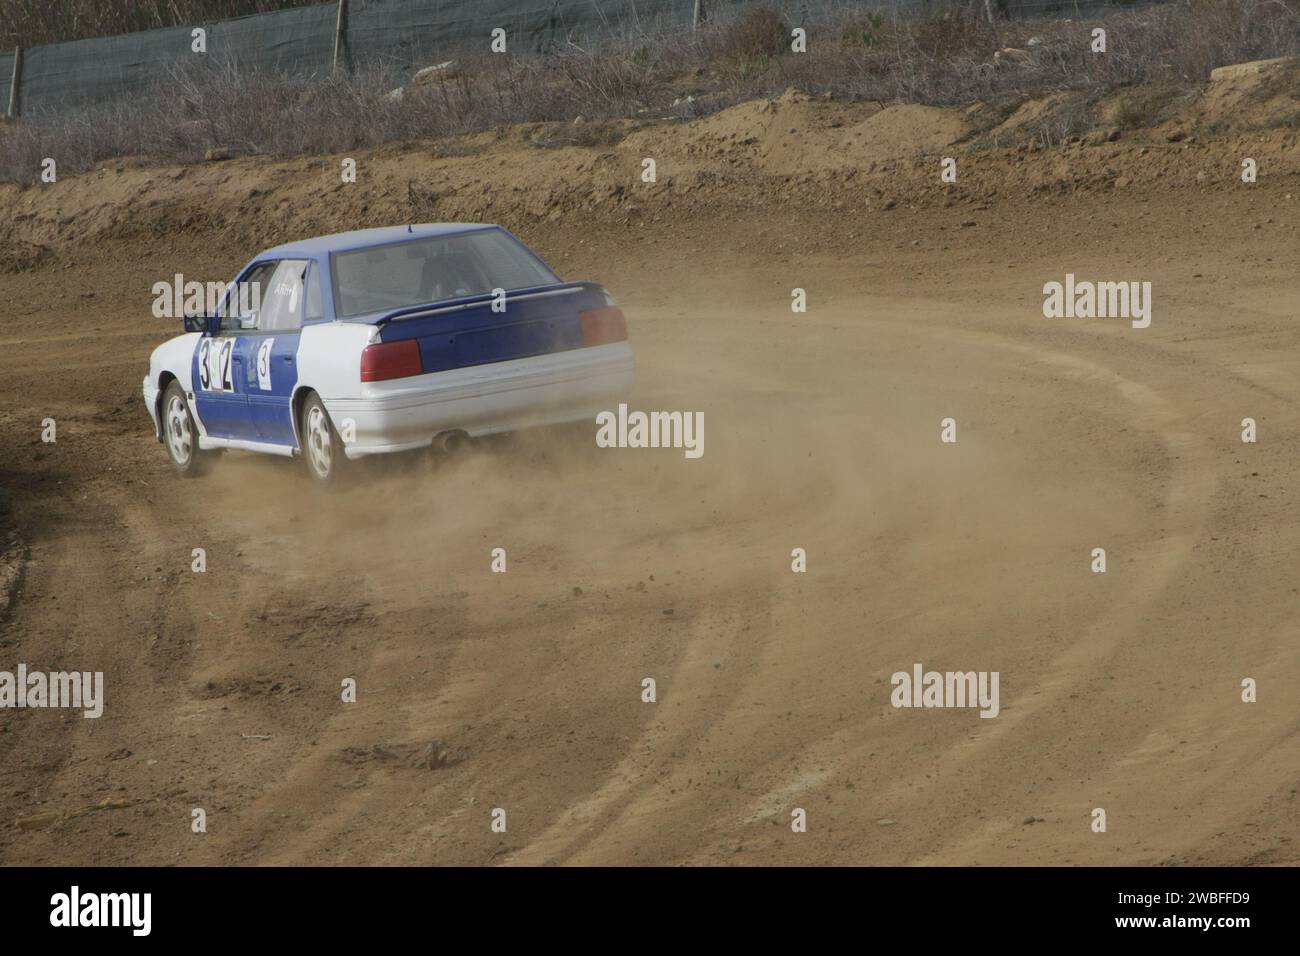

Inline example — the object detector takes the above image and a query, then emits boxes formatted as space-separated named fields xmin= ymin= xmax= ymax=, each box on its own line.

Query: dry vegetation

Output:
xmin=1 ymin=0 xmax=1298 ymax=183
xmin=0 ymin=234 xmax=50 ymax=273
xmin=0 ymin=0 xmax=304 ymax=47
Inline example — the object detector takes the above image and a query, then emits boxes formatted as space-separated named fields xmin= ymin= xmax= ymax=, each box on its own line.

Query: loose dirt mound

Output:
xmin=631 ymin=87 xmax=870 ymax=174
xmin=1198 ymin=56 xmax=1300 ymax=130
xmin=840 ymin=103 xmax=972 ymax=164
xmin=989 ymin=93 xmax=1087 ymax=144
xmin=634 ymin=90 xmax=969 ymax=176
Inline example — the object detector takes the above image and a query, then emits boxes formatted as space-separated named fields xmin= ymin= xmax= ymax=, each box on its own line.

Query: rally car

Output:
xmin=143 ymin=224 xmax=634 ymax=481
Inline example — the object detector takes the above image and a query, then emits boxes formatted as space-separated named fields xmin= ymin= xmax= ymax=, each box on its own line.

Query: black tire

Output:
xmin=160 ymin=381 xmax=207 ymax=477
xmin=299 ymin=392 xmax=349 ymax=483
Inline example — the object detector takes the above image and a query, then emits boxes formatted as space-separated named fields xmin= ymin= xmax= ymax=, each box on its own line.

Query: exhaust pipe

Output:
xmin=433 ymin=431 xmax=469 ymax=455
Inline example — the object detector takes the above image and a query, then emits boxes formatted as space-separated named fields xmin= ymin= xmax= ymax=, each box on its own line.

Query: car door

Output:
xmin=244 ymin=258 xmax=312 ymax=447
xmin=193 ymin=260 xmax=278 ymax=440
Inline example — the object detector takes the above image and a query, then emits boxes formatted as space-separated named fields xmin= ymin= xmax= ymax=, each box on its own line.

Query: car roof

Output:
xmin=260 ymin=223 xmax=498 ymax=258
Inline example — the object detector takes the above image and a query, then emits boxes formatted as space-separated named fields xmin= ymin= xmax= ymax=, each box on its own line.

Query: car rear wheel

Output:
xmin=162 ymin=381 xmax=206 ymax=477
xmin=300 ymin=392 xmax=348 ymax=483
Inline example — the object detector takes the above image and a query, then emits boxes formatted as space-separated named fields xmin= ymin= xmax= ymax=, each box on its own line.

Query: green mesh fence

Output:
xmin=3 ymin=0 xmax=1148 ymax=115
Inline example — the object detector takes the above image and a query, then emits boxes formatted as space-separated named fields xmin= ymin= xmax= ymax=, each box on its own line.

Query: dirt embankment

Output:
xmin=0 ymin=62 xmax=1298 ymax=867
xmin=1 ymin=58 xmax=1299 ymax=262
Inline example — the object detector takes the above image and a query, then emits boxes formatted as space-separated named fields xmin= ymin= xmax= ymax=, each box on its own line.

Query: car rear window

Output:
xmin=331 ymin=229 xmax=559 ymax=319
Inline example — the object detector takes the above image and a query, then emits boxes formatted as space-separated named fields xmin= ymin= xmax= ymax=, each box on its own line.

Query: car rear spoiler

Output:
xmin=369 ymin=281 xmax=602 ymax=327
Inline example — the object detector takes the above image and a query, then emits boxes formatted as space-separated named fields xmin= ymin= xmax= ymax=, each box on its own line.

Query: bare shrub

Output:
xmin=713 ymin=5 xmax=789 ymax=58
xmin=1161 ymin=0 xmax=1300 ymax=80
xmin=838 ymin=10 xmax=890 ymax=50
xmin=1110 ymin=82 xmax=1189 ymax=130
xmin=527 ymin=118 xmax=629 ymax=150
xmin=709 ymin=4 xmax=790 ymax=83
xmin=910 ymin=11 xmax=992 ymax=61
xmin=0 ymin=234 xmax=51 ymax=272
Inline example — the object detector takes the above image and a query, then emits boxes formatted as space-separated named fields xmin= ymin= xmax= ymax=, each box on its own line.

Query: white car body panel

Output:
xmin=294 ymin=321 xmax=380 ymax=405
xmin=143 ymin=332 xmax=201 ymax=440
xmin=328 ymin=340 xmax=634 ymax=457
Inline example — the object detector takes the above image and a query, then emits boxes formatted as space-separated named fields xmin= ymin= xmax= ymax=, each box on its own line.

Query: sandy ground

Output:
xmin=0 ymin=79 xmax=1298 ymax=866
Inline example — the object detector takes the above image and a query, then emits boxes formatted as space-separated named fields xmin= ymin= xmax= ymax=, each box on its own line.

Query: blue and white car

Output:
xmin=143 ymin=224 xmax=634 ymax=481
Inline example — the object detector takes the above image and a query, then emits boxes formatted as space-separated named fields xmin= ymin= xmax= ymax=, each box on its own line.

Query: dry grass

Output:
xmin=2 ymin=0 xmax=1299 ymax=183
xmin=0 ymin=0 xmax=304 ymax=48
xmin=0 ymin=234 xmax=51 ymax=272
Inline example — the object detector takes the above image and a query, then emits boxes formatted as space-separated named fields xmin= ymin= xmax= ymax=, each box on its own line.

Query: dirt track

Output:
xmin=1 ymin=82 xmax=1299 ymax=865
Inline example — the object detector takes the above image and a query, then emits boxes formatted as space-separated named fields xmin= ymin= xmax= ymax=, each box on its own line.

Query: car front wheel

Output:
xmin=161 ymin=380 xmax=206 ymax=477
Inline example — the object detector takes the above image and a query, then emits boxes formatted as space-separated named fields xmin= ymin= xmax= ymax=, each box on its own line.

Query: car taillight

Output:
xmin=361 ymin=339 xmax=423 ymax=382
xmin=579 ymin=306 xmax=627 ymax=346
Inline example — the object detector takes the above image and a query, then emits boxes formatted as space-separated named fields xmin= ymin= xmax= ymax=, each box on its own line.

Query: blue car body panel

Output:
xmin=374 ymin=282 xmax=606 ymax=374
xmin=245 ymin=332 xmax=301 ymax=445
xmin=192 ymin=335 xmax=250 ymax=439
xmin=191 ymin=332 xmax=302 ymax=444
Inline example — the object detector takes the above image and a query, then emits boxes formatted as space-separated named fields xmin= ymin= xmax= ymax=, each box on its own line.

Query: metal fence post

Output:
xmin=6 ymin=47 xmax=20 ymax=119
xmin=693 ymin=0 xmax=707 ymax=31
xmin=333 ymin=0 xmax=349 ymax=76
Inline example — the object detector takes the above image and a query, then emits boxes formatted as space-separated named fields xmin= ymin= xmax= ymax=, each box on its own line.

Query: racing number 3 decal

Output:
xmin=198 ymin=339 xmax=235 ymax=392
xmin=198 ymin=337 xmax=275 ymax=392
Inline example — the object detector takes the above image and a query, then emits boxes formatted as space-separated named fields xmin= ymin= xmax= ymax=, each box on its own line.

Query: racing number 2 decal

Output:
xmin=198 ymin=339 xmax=234 ymax=392
xmin=198 ymin=338 xmax=276 ymax=392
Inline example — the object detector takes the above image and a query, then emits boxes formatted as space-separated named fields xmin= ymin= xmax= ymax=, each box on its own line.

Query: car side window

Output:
xmin=258 ymin=259 xmax=309 ymax=333
xmin=304 ymin=261 xmax=324 ymax=322
xmin=219 ymin=261 xmax=278 ymax=332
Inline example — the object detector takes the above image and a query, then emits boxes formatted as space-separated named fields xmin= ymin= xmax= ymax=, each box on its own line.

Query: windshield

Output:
xmin=331 ymin=229 xmax=559 ymax=318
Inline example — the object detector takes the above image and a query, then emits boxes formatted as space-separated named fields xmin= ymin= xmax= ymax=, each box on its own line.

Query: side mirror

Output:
xmin=182 ymin=313 xmax=221 ymax=335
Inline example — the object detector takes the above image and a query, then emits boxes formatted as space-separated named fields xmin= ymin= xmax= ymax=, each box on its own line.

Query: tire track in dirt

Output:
xmin=502 ymin=579 xmax=777 ymax=865
xmin=0 ymin=440 xmax=198 ymax=862
xmin=729 ymin=306 xmax=1297 ymax=865
xmin=863 ymin=324 xmax=1219 ymax=862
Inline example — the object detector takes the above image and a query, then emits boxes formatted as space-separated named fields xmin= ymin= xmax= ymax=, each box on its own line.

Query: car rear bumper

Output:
xmin=326 ymin=342 xmax=634 ymax=458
